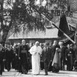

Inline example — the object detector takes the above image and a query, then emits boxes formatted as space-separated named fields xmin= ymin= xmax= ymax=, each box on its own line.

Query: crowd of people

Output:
xmin=0 ymin=39 xmax=77 ymax=75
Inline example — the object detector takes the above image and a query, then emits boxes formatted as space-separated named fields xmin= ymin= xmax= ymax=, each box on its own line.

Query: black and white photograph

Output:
xmin=0 ymin=0 xmax=77 ymax=77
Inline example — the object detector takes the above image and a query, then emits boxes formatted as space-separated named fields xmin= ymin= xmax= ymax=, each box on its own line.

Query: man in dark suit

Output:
xmin=42 ymin=42 xmax=51 ymax=75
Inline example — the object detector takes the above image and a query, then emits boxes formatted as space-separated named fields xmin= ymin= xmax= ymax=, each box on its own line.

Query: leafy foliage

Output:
xmin=0 ymin=0 xmax=72 ymax=43
xmin=4 ymin=0 xmax=71 ymax=32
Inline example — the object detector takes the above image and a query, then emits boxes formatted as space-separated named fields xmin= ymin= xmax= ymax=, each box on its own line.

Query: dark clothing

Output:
xmin=51 ymin=45 xmax=60 ymax=72
xmin=66 ymin=48 xmax=74 ymax=71
xmin=42 ymin=46 xmax=51 ymax=74
xmin=73 ymin=46 xmax=77 ymax=61
xmin=12 ymin=45 xmax=21 ymax=71
xmin=11 ymin=49 xmax=16 ymax=69
xmin=19 ymin=45 xmax=30 ymax=74
xmin=4 ymin=48 xmax=14 ymax=71
xmin=51 ymin=45 xmax=60 ymax=60
xmin=0 ymin=50 xmax=4 ymax=75
xmin=60 ymin=46 xmax=67 ymax=70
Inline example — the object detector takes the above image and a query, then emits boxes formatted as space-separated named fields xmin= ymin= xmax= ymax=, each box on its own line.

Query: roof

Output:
xmin=8 ymin=28 xmax=59 ymax=39
xmin=8 ymin=16 xmax=76 ymax=40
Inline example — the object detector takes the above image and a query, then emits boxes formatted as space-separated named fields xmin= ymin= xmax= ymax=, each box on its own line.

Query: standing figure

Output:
xmin=0 ymin=44 xmax=4 ymax=75
xmin=40 ymin=43 xmax=44 ymax=70
xmin=51 ymin=40 xmax=60 ymax=72
xmin=12 ymin=44 xmax=21 ymax=71
xmin=59 ymin=41 xmax=67 ymax=70
xmin=51 ymin=40 xmax=59 ymax=61
xmin=4 ymin=43 xmax=13 ymax=71
xmin=66 ymin=44 xmax=74 ymax=71
xmin=52 ymin=41 xmax=60 ymax=73
xmin=42 ymin=42 xmax=51 ymax=75
xmin=29 ymin=41 xmax=42 ymax=75
xmin=19 ymin=40 xmax=30 ymax=74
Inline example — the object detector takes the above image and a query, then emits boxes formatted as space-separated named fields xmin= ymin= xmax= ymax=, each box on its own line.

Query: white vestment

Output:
xmin=29 ymin=45 xmax=42 ymax=74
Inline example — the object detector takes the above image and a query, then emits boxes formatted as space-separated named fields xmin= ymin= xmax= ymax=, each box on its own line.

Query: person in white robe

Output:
xmin=29 ymin=41 xmax=42 ymax=75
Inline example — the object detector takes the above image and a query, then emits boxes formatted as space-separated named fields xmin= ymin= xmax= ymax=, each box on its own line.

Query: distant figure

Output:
xmin=66 ymin=44 xmax=74 ymax=71
xmin=59 ymin=41 xmax=67 ymax=70
xmin=29 ymin=41 xmax=42 ymax=75
xmin=19 ymin=40 xmax=30 ymax=74
xmin=4 ymin=42 xmax=13 ymax=71
xmin=42 ymin=42 xmax=51 ymax=75
xmin=51 ymin=40 xmax=59 ymax=60
xmin=0 ymin=44 xmax=4 ymax=75
xmin=51 ymin=40 xmax=60 ymax=73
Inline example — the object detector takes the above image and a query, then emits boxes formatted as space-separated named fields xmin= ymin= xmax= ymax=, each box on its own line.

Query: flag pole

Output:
xmin=31 ymin=4 xmax=75 ymax=44
xmin=42 ymin=14 xmax=75 ymax=44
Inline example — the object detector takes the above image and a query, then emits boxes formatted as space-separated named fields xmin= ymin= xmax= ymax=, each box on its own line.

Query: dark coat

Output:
xmin=5 ymin=48 xmax=13 ymax=62
xmin=60 ymin=46 xmax=67 ymax=62
xmin=42 ymin=46 xmax=51 ymax=74
xmin=0 ymin=50 xmax=4 ymax=62
xmin=66 ymin=48 xmax=74 ymax=71
xmin=42 ymin=46 xmax=51 ymax=63
xmin=18 ymin=44 xmax=30 ymax=74
xmin=0 ymin=49 xmax=4 ymax=74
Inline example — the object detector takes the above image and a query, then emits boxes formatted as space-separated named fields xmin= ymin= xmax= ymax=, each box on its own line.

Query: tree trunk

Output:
xmin=1 ymin=20 xmax=12 ymax=45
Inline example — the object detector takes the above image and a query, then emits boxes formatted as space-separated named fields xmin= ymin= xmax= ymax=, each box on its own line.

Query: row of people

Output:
xmin=29 ymin=40 xmax=76 ymax=75
xmin=0 ymin=40 xmax=77 ymax=75
xmin=0 ymin=40 xmax=30 ymax=75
